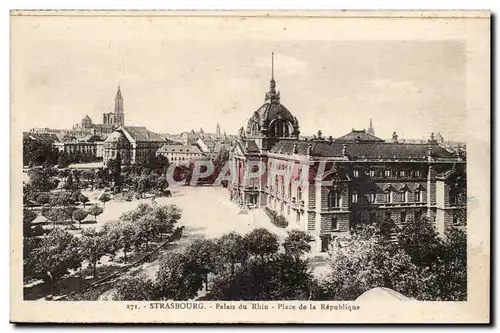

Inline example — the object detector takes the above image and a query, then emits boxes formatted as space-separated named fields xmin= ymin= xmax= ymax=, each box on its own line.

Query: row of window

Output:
xmin=349 ymin=190 xmax=424 ymax=205
xmin=353 ymin=169 xmax=423 ymax=178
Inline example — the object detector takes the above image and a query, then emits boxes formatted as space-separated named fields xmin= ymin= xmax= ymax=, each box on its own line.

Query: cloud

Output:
xmin=253 ymin=53 xmax=309 ymax=77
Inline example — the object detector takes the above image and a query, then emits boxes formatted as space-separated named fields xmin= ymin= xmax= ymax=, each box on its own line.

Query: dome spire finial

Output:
xmin=265 ymin=52 xmax=280 ymax=104
xmin=271 ymin=51 xmax=274 ymax=80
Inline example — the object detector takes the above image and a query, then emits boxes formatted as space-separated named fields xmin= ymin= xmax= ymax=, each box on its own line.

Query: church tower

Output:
xmin=367 ymin=118 xmax=375 ymax=136
xmin=216 ymin=123 xmax=221 ymax=136
xmin=114 ymin=85 xmax=124 ymax=126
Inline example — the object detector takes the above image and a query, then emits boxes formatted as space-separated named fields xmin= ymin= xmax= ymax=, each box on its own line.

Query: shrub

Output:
xmin=264 ymin=207 xmax=288 ymax=228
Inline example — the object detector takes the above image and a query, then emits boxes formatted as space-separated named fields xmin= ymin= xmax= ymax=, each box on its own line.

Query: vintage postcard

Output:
xmin=10 ymin=10 xmax=490 ymax=323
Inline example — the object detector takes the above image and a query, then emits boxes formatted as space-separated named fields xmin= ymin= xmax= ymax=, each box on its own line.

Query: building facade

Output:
xmin=102 ymin=126 xmax=166 ymax=166
xmin=156 ymin=144 xmax=205 ymax=166
xmin=228 ymin=62 xmax=466 ymax=252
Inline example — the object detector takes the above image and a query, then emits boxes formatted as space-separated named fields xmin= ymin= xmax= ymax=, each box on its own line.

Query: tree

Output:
xmin=99 ymin=193 xmax=111 ymax=208
xmin=155 ymin=252 xmax=205 ymax=300
xmin=321 ymin=232 xmax=423 ymax=301
xmin=23 ymin=228 xmax=82 ymax=294
xmin=244 ymin=228 xmax=279 ymax=259
xmin=45 ymin=207 xmax=69 ymax=229
xmin=64 ymin=172 xmax=75 ymax=190
xmin=72 ymin=208 xmax=89 ymax=229
xmin=113 ymin=275 xmax=158 ymax=301
xmin=215 ymin=232 xmax=248 ymax=276
xmin=87 ymin=204 xmax=104 ymax=222
xmin=399 ymin=217 xmax=442 ymax=267
xmin=80 ymin=228 xmax=111 ymax=279
xmin=23 ymin=209 xmax=37 ymax=236
xmin=282 ymin=230 xmax=314 ymax=259
xmin=103 ymin=220 xmax=138 ymax=264
xmin=36 ymin=192 xmax=51 ymax=206
xmin=151 ymin=204 xmax=182 ymax=239
xmin=51 ymin=191 xmax=75 ymax=207
xmin=418 ymin=228 xmax=467 ymax=301
xmin=28 ymin=168 xmax=56 ymax=193
xmin=79 ymin=193 xmax=89 ymax=207
xmin=57 ymin=152 xmax=70 ymax=169
xmin=23 ymin=137 xmax=59 ymax=167
xmin=109 ymin=153 xmax=122 ymax=189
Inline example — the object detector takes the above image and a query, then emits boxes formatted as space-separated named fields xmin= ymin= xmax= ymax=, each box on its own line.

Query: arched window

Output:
xmin=269 ymin=119 xmax=292 ymax=138
xmin=328 ymin=190 xmax=341 ymax=209
xmin=251 ymin=122 xmax=259 ymax=135
xmin=297 ymin=187 xmax=302 ymax=202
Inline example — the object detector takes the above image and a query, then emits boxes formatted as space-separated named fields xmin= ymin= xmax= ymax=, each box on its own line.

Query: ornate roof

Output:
xmin=269 ymin=140 xmax=456 ymax=160
xmin=336 ymin=129 xmax=385 ymax=143
xmin=104 ymin=130 xmax=130 ymax=145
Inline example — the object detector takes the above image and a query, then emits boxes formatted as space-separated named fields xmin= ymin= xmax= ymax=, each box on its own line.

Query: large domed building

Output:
xmin=228 ymin=53 xmax=466 ymax=253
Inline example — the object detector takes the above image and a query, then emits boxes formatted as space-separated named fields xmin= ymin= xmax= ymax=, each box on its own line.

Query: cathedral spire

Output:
xmin=115 ymin=85 xmax=123 ymax=115
xmin=265 ymin=52 xmax=280 ymax=104
xmin=367 ymin=118 xmax=375 ymax=136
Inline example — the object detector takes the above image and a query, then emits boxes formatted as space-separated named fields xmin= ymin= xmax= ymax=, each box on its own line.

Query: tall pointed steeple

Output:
xmin=216 ymin=122 xmax=221 ymax=136
xmin=265 ymin=52 xmax=280 ymax=104
xmin=113 ymin=85 xmax=125 ymax=126
xmin=115 ymin=85 xmax=123 ymax=115
xmin=367 ymin=118 xmax=375 ymax=136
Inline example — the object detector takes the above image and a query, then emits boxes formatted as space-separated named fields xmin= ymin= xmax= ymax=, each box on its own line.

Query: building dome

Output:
xmin=246 ymin=77 xmax=300 ymax=138
xmin=103 ymin=130 xmax=131 ymax=148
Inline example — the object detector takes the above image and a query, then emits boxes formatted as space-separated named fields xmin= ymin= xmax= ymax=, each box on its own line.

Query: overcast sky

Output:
xmin=12 ymin=16 xmax=466 ymax=141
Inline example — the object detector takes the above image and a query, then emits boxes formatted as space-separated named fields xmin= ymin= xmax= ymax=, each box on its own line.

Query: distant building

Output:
xmin=156 ymin=144 xmax=204 ymax=166
xmin=367 ymin=119 xmax=375 ymax=136
xmin=102 ymin=86 xmax=125 ymax=127
xmin=102 ymin=126 xmax=166 ymax=166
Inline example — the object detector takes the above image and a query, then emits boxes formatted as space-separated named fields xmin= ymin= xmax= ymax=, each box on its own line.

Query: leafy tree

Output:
xmin=155 ymin=252 xmax=205 ymax=300
xmin=23 ymin=137 xmax=59 ymax=167
xmin=99 ymin=193 xmax=111 ymax=208
xmin=36 ymin=192 xmax=51 ymax=206
xmin=45 ymin=207 xmax=69 ymax=229
xmin=72 ymin=208 xmax=89 ymax=229
xmin=27 ymin=168 xmax=56 ymax=193
xmin=321 ymin=232 xmax=422 ymax=300
xmin=23 ymin=228 xmax=82 ymax=294
xmin=23 ymin=209 xmax=37 ymax=236
xmin=399 ymin=217 xmax=441 ymax=267
xmin=80 ymin=228 xmax=111 ymax=279
xmin=215 ymin=232 xmax=248 ymax=276
xmin=207 ymin=252 xmax=317 ymax=301
xmin=88 ymin=204 xmax=104 ymax=222
xmin=64 ymin=172 xmax=75 ymax=190
xmin=103 ymin=220 xmax=138 ymax=264
xmin=418 ymin=228 xmax=467 ymax=301
xmin=57 ymin=152 xmax=70 ymax=168
xmin=79 ymin=193 xmax=89 ymax=207
xmin=282 ymin=230 xmax=314 ymax=259
xmin=50 ymin=191 xmax=75 ymax=207
xmin=244 ymin=228 xmax=279 ymax=259
xmin=113 ymin=275 xmax=158 ymax=301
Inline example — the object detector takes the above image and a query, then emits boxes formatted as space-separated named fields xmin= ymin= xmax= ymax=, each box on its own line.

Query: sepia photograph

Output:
xmin=10 ymin=10 xmax=490 ymax=323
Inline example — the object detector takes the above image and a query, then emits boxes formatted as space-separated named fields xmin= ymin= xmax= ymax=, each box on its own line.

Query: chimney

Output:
xmin=392 ymin=132 xmax=399 ymax=143
xmin=317 ymin=130 xmax=323 ymax=140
